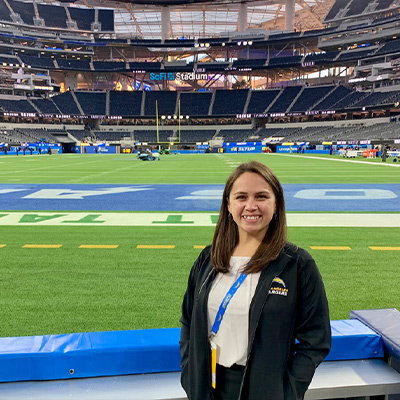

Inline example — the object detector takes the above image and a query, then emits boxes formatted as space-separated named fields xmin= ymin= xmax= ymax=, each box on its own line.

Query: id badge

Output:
xmin=210 ymin=341 xmax=217 ymax=389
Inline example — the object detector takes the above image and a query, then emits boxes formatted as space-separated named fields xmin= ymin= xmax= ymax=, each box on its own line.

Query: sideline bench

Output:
xmin=0 ymin=314 xmax=400 ymax=399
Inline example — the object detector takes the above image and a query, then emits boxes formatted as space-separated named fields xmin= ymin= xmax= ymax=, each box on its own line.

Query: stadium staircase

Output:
xmin=208 ymin=91 xmax=216 ymax=116
xmin=264 ymin=88 xmax=283 ymax=113
xmin=71 ymin=91 xmax=84 ymax=115
xmin=286 ymin=87 xmax=304 ymax=113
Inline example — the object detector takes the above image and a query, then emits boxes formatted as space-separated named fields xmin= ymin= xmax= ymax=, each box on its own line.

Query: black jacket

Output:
xmin=180 ymin=243 xmax=331 ymax=400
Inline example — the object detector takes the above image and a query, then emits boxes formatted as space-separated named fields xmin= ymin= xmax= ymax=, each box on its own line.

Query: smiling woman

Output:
xmin=179 ymin=160 xmax=331 ymax=400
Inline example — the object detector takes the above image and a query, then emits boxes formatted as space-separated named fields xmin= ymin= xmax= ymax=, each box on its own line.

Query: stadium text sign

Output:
xmin=150 ymin=72 xmax=209 ymax=81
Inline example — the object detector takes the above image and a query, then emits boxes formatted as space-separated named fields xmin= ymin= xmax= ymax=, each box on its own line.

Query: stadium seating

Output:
xmin=267 ymin=55 xmax=303 ymax=68
xmin=51 ymin=92 xmax=81 ymax=115
xmin=57 ymin=59 xmax=91 ymax=71
xmin=30 ymin=98 xmax=61 ymax=114
xmin=37 ymin=3 xmax=68 ymax=29
xmin=212 ymin=89 xmax=248 ymax=115
xmin=336 ymin=48 xmax=375 ymax=62
xmin=219 ymin=129 xmax=254 ymax=142
xmin=68 ymin=7 xmax=95 ymax=31
xmin=290 ymin=85 xmax=334 ymax=112
xmin=247 ymin=89 xmax=280 ymax=114
xmin=144 ymin=91 xmax=177 ymax=117
xmin=312 ymin=85 xmax=352 ymax=110
xmin=98 ymin=9 xmax=114 ymax=31
xmin=109 ymin=91 xmax=142 ymax=116
xmin=178 ymin=129 xmax=216 ymax=142
xmin=93 ymin=61 xmax=126 ymax=72
xmin=179 ymin=92 xmax=212 ymax=117
xmin=74 ymin=92 xmax=107 ymax=115
xmin=324 ymin=0 xmax=351 ymax=21
xmin=268 ymin=86 xmax=302 ymax=113
xmin=19 ymin=55 xmax=56 ymax=70
xmin=0 ymin=0 xmax=12 ymax=22
xmin=0 ymin=99 xmax=36 ymax=113
xmin=8 ymin=0 xmax=35 ymax=25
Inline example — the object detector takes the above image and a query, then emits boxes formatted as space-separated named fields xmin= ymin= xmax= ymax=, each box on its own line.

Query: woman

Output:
xmin=180 ymin=160 xmax=331 ymax=400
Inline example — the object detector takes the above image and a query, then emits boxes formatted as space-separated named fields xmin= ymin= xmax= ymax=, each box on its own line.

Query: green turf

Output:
xmin=0 ymin=153 xmax=399 ymax=184
xmin=0 ymin=225 xmax=399 ymax=337
xmin=0 ymin=153 xmax=399 ymax=337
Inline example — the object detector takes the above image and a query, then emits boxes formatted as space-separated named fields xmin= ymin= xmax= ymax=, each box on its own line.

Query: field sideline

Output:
xmin=0 ymin=153 xmax=399 ymax=337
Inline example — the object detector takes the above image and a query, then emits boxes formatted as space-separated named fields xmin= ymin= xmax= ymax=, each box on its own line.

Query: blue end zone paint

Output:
xmin=0 ymin=184 xmax=399 ymax=212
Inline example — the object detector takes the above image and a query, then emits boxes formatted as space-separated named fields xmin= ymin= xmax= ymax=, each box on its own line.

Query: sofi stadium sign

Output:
xmin=150 ymin=72 xmax=210 ymax=81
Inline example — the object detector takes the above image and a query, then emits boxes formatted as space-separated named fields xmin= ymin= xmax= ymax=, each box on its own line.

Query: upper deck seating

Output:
xmin=232 ymin=59 xmax=267 ymax=69
xmin=37 ymin=3 xmax=68 ymax=29
xmin=268 ymin=86 xmax=302 ymax=113
xmin=98 ymin=9 xmax=114 ymax=31
xmin=267 ymin=56 xmax=302 ymax=68
xmin=247 ymin=90 xmax=281 ymax=114
xmin=57 ymin=59 xmax=91 ymax=71
xmin=144 ymin=91 xmax=177 ymax=117
xmin=290 ymin=86 xmax=334 ymax=112
xmin=376 ymin=0 xmax=397 ymax=10
xmin=352 ymin=91 xmax=400 ymax=107
xmin=130 ymin=62 xmax=161 ymax=72
xmin=68 ymin=7 xmax=95 ymax=31
xmin=30 ymin=98 xmax=61 ymax=114
xmin=212 ymin=89 xmax=248 ymax=116
xmin=8 ymin=0 xmax=34 ymax=25
xmin=324 ymin=0 xmax=350 ymax=21
xmin=93 ymin=62 xmax=126 ymax=72
xmin=332 ymin=91 xmax=368 ymax=109
xmin=303 ymin=52 xmax=339 ymax=65
xmin=109 ymin=91 xmax=142 ymax=116
xmin=336 ymin=48 xmax=374 ymax=62
xmin=0 ymin=99 xmax=36 ymax=113
xmin=0 ymin=55 xmax=20 ymax=65
xmin=19 ymin=55 xmax=55 ymax=70
xmin=375 ymin=39 xmax=400 ymax=56
xmin=313 ymin=86 xmax=352 ymax=110
xmin=179 ymin=92 xmax=212 ymax=116
xmin=51 ymin=92 xmax=81 ymax=115
xmin=0 ymin=0 xmax=12 ymax=22
xmin=345 ymin=0 xmax=368 ymax=16
xmin=74 ymin=92 xmax=106 ymax=115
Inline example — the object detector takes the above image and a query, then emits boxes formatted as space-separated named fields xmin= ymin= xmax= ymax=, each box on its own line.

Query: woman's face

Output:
xmin=227 ymin=172 xmax=276 ymax=242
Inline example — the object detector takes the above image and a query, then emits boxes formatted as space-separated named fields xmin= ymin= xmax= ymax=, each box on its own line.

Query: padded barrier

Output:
xmin=350 ymin=308 xmax=400 ymax=363
xmin=0 ymin=320 xmax=383 ymax=383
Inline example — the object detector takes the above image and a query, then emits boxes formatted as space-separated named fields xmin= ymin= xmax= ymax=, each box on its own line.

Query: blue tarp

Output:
xmin=0 ymin=320 xmax=384 ymax=383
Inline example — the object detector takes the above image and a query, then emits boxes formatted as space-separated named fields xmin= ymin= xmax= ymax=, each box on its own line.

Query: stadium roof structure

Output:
xmin=40 ymin=0 xmax=335 ymax=39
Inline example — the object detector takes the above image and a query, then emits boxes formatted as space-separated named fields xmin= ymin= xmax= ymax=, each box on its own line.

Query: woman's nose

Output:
xmin=245 ymin=198 xmax=257 ymax=210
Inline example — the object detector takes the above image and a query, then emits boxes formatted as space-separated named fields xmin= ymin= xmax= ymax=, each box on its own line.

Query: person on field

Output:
xmin=180 ymin=160 xmax=331 ymax=400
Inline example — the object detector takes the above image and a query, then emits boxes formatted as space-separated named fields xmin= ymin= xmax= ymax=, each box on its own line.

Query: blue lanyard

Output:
xmin=210 ymin=272 xmax=247 ymax=339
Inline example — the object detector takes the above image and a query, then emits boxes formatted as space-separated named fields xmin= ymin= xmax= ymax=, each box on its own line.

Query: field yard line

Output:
xmin=276 ymin=153 xmax=400 ymax=167
xmin=0 ymin=212 xmax=398 ymax=227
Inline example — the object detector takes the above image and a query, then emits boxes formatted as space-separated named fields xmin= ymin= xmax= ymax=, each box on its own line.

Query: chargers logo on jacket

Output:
xmin=269 ymin=277 xmax=288 ymax=296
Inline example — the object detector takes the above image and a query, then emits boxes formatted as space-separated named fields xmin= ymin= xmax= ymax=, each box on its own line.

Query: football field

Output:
xmin=0 ymin=153 xmax=399 ymax=337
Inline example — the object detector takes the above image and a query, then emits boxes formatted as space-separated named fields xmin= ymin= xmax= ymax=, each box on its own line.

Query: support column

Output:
xmin=161 ymin=6 xmax=170 ymax=42
xmin=238 ymin=2 xmax=247 ymax=32
xmin=285 ymin=0 xmax=295 ymax=31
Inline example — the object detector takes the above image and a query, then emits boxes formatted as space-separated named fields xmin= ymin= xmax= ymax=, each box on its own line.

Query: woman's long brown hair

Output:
xmin=211 ymin=161 xmax=287 ymax=273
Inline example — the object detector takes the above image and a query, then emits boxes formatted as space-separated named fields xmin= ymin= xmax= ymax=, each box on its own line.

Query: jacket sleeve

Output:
xmin=285 ymin=249 xmax=331 ymax=400
xmin=179 ymin=246 xmax=210 ymax=394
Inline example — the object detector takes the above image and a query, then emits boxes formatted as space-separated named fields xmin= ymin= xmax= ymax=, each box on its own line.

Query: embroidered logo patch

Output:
xmin=269 ymin=277 xmax=288 ymax=296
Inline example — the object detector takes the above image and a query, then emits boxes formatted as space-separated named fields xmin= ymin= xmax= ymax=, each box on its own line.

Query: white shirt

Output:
xmin=207 ymin=256 xmax=261 ymax=367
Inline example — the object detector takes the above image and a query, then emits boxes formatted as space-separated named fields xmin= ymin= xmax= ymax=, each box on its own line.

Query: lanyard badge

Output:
xmin=209 ymin=271 xmax=247 ymax=389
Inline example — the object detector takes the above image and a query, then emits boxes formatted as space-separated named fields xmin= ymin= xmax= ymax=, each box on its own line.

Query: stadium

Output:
xmin=0 ymin=0 xmax=399 ymax=399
